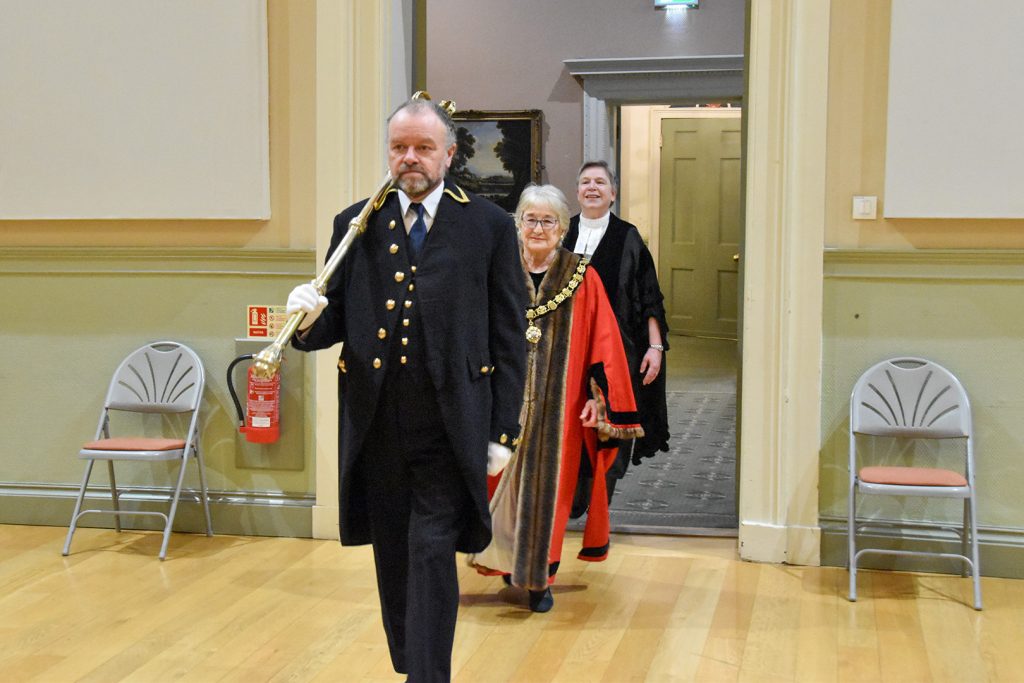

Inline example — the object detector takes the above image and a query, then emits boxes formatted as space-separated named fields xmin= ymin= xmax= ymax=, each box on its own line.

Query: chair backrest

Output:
xmin=105 ymin=341 xmax=205 ymax=414
xmin=849 ymin=357 xmax=971 ymax=439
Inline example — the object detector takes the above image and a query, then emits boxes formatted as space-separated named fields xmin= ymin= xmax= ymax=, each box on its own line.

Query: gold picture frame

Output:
xmin=449 ymin=109 xmax=543 ymax=213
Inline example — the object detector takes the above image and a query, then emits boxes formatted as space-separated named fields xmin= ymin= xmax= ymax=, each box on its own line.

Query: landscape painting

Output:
xmin=448 ymin=110 xmax=542 ymax=213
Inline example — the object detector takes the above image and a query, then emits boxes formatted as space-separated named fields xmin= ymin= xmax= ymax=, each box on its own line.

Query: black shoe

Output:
xmin=501 ymin=574 xmax=512 ymax=586
xmin=528 ymin=588 xmax=553 ymax=613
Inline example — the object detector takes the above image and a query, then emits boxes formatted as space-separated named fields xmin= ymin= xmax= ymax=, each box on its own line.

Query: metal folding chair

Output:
xmin=848 ymin=357 xmax=981 ymax=609
xmin=62 ymin=341 xmax=212 ymax=560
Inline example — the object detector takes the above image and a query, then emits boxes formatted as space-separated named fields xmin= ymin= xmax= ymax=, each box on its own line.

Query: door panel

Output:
xmin=659 ymin=116 xmax=742 ymax=339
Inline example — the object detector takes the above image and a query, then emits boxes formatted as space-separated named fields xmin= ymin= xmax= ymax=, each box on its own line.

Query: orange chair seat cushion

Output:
xmin=82 ymin=437 xmax=186 ymax=451
xmin=859 ymin=465 xmax=967 ymax=487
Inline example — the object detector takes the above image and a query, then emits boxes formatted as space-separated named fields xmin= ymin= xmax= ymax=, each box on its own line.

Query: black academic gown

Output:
xmin=566 ymin=213 xmax=670 ymax=474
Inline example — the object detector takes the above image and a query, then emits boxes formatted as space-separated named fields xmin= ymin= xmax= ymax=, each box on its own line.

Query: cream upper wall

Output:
xmin=826 ymin=0 xmax=1024 ymax=249
xmin=0 ymin=0 xmax=316 ymax=249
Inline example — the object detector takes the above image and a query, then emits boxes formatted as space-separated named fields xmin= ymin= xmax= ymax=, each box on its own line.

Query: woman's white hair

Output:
xmin=514 ymin=184 xmax=571 ymax=238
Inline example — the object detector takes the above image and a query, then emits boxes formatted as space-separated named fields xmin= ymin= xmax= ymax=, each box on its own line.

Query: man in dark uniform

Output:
xmin=286 ymin=98 xmax=528 ymax=682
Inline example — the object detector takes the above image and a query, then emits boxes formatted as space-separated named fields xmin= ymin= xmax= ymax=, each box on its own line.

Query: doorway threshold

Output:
xmin=611 ymin=524 xmax=738 ymax=538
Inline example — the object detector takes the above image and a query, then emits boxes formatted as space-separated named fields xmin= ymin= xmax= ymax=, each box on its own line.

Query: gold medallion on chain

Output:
xmin=523 ymin=259 xmax=588 ymax=344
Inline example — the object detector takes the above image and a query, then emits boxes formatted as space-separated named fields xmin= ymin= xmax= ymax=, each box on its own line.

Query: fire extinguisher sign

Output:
xmin=246 ymin=305 xmax=289 ymax=339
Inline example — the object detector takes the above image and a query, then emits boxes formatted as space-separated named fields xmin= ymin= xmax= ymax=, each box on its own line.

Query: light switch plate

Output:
xmin=852 ymin=195 xmax=878 ymax=220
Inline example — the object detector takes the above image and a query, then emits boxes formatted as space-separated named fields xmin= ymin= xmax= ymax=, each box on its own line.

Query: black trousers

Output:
xmin=359 ymin=359 xmax=471 ymax=683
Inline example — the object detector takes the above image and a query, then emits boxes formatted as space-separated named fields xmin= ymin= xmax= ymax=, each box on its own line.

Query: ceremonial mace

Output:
xmin=252 ymin=92 xmax=456 ymax=379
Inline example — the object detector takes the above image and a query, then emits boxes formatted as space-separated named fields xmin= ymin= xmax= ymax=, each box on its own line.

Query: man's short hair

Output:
xmin=387 ymin=98 xmax=458 ymax=148
xmin=577 ymin=160 xmax=617 ymax=186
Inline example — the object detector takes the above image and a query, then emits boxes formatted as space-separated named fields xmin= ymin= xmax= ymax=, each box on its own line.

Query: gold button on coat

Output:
xmin=388 ymin=219 xmax=396 ymax=230
xmin=389 ymin=243 xmax=399 ymax=254
xmin=404 ymin=300 xmax=412 ymax=309
xmin=408 ymin=283 xmax=415 ymax=292
xmin=377 ymin=328 xmax=387 ymax=339
xmin=386 ymin=299 xmax=396 ymax=310
xmin=400 ymin=356 xmax=407 ymax=364
xmin=394 ymin=272 xmax=405 ymax=283
xmin=480 ymin=366 xmax=489 ymax=374
xmin=499 ymin=434 xmax=508 ymax=445
xmin=403 ymin=318 xmax=410 ymax=327
xmin=401 ymin=337 xmax=409 ymax=346
xmin=373 ymin=358 xmax=382 ymax=369
xmin=411 ymin=265 xmax=417 ymax=273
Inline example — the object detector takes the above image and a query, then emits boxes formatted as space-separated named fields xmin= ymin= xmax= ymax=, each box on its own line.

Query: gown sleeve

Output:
xmin=580 ymin=269 xmax=644 ymax=442
xmin=571 ymin=268 xmax=644 ymax=560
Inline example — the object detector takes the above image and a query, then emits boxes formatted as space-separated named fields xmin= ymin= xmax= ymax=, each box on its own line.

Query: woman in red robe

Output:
xmin=469 ymin=184 xmax=643 ymax=612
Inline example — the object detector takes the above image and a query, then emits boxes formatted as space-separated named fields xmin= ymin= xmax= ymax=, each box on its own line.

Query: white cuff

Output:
xmin=487 ymin=442 xmax=512 ymax=476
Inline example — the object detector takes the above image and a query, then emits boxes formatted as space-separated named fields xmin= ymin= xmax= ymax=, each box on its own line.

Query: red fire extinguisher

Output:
xmin=228 ymin=354 xmax=281 ymax=443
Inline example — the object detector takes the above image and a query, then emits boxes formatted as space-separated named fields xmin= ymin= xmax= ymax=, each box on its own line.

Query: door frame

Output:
xmin=565 ymin=0 xmax=831 ymax=567
xmin=567 ymin=60 xmax=746 ymax=537
xmin=564 ymin=55 xmax=744 ymax=184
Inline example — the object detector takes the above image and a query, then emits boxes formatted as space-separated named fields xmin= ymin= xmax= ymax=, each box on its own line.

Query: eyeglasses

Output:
xmin=521 ymin=217 xmax=559 ymax=231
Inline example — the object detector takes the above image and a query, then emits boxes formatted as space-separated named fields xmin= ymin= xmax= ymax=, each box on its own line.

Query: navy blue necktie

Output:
xmin=409 ymin=203 xmax=427 ymax=257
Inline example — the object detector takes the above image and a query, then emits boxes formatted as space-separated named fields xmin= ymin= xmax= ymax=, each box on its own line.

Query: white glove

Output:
xmin=487 ymin=442 xmax=512 ymax=476
xmin=286 ymin=283 xmax=328 ymax=331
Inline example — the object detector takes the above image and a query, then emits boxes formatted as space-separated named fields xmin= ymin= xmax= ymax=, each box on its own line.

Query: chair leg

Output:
xmin=159 ymin=456 xmax=190 ymax=560
xmin=848 ymin=483 xmax=857 ymax=602
xmin=107 ymin=460 xmax=121 ymax=533
xmin=967 ymin=495 xmax=982 ymax=610
xmin=961 ymin=498 xmax=970 ymax=578
xmin=194 ymin=444 xmax=213 ymax=537
xmin=63 ymin=460 xmax=95 ymax=556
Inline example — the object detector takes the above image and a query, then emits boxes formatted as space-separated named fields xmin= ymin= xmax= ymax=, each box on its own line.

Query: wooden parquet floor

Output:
xmin=1 ymin=524 xmax=1022 ymax=682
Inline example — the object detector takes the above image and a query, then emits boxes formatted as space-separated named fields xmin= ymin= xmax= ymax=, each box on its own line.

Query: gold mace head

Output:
xmin=252 ymin=344 xmax=283 ymax=379
xmin=411 ymin=90 xmax=456 ymax=117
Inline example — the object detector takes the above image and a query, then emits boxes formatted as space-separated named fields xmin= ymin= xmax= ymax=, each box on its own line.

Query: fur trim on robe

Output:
xmin=469 ymin=249 xmax=642 ymax=591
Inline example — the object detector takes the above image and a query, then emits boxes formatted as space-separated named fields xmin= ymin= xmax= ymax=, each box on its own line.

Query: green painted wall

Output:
xmin=0 ymin=247 xmax=319 ymax=538
xmin=820 ymin=250 xmax=1024 ymax=577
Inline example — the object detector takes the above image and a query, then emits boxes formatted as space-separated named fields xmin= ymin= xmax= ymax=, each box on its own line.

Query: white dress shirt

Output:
xmin=398 ymin=182 xmax=444 ymax=234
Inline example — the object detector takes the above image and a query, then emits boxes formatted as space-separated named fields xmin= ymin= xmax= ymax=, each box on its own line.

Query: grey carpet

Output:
xmin=570 ymin=390 xmax=738 ymax=536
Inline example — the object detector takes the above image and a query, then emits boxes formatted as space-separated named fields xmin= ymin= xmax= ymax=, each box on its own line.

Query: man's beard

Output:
xmin=396 ymin=166 xmax=437 ymax=197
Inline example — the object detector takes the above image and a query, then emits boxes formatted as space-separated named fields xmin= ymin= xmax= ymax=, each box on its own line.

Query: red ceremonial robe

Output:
xmin=469 ymin=249 xmax=643 ymax=591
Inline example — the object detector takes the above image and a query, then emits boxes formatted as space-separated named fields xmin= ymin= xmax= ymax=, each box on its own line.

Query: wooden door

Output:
xmin=658 ymin=116 xmax=742 ymax=339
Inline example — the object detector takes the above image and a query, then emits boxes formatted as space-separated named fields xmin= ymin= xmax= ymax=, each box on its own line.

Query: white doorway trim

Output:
xmin=738 ymin=1 xmax=830 ymax=565
xmin=311 ymin=1 xmax=408 ymax=540
xmin=565 ymin=55 xmax=744 ymax=179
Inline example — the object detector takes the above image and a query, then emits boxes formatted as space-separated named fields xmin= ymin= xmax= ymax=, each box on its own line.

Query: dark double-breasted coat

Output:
xmin=294 ymin=180 xmax=528 ymax=553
